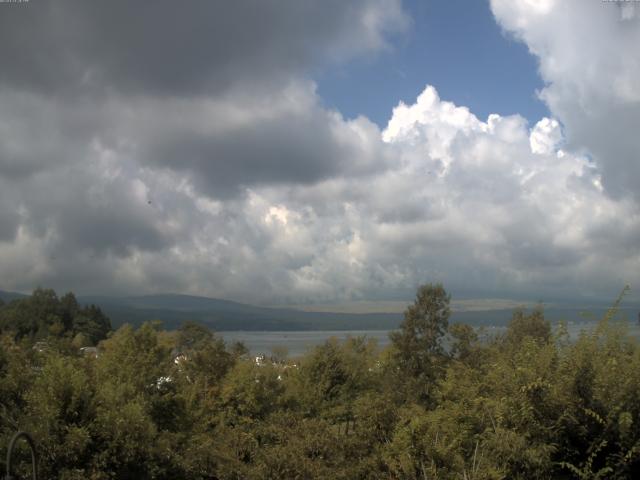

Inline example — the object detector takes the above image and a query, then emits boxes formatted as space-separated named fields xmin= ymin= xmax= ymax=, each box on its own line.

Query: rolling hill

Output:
xmin=3 ymin=289 xmax=639 ymax=332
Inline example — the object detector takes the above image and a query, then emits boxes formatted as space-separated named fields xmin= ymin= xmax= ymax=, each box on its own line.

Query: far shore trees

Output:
xmin=0 ymin=288 xmax=111 ymax=345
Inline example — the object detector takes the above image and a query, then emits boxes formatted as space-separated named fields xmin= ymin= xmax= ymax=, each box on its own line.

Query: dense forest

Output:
xmin=0 ymin=285 xmax=639 ymax=479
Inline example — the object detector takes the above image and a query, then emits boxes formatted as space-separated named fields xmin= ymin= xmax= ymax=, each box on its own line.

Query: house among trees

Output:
xmin=79 ymin=346 xmax=99 ymax=358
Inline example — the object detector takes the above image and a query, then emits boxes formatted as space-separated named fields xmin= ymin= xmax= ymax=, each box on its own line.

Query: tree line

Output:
xmin=0 ymin=285 xmax=639 ymax=479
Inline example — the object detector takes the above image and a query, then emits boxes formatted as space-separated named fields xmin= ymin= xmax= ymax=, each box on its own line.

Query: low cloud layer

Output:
xmin=0 ymin=1 xmax=638 ymax=304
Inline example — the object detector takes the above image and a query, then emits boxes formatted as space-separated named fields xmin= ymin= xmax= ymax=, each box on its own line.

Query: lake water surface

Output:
xmin=221 ymin=321 xmax=640 ymax=356
xmin=220 ymin=330 xmax=393 ymax=357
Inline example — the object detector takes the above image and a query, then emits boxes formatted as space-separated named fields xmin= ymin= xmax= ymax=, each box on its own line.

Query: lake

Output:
xmin=220 ymin=330 xmax=393 ymax=357
xmin=221 ymin=320 xmax=640 ymax=356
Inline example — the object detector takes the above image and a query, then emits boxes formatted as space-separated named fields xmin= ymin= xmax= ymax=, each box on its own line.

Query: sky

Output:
xmin=0 ymin=0 xmax=639 ymax=308
xmin=318 ymin=0 xmax=549 ymax=126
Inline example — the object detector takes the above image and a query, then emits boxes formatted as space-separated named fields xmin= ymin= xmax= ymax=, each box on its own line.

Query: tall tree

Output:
xmin=389 ymin=283 xmax=451 ymax=404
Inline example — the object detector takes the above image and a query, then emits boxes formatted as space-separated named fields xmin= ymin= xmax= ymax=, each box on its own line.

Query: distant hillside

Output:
xmin=0 ymin=289 xmax=27 ymax=303
xmin=77 ymin=293 xmax=640 ymax=332
xmin=78 ymin=294 xmax=404 ymax=331
xmin=3 ymin=290 xmax=637 ymax=332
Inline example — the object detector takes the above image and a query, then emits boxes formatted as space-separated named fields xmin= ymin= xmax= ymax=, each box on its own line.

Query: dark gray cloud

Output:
xmin=0 ymin=200 xmax=19 ymax=242
xmin=0 ymin=0 xmax=408 ymax=299
xmin=0 ymin=0 xmax=402 ymax=197
xmin=0 ymin=0 xmax=407 ymax=96
xmin=129 ymin=88 xmax=391 ymax=198
xmin=0 ymin=91 xmax=100 ymax=179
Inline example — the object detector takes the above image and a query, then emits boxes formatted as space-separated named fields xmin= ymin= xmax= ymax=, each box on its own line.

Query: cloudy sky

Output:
xmin=1 ymin=0 xmax=639 ymax=307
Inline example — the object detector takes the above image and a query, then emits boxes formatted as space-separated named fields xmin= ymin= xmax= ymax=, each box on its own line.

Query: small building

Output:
xmin=32 ymin=341 xmax=50 ymax=353
xmin=155 ymin=376 xmax=173 ymax=389
xmin=171 ymin=348 xmax=189 ymax=366
xmin=255 ymin=354 xmax=266 ymax=366
xmin=79 ymin=346 xmax=99 ymax=358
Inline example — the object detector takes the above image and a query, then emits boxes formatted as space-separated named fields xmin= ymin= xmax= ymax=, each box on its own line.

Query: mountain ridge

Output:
xmin=2 ymin=290 xmax=639 ymax=332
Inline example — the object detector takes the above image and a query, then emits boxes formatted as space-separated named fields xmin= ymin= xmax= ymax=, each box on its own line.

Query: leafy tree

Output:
xmin=71 ymin=304 xmax=111 ymax=345
xmin=177 ymin=321 xmax=213 ymax=350
xmin=389 ymin=283 xmax=451 ymax=404
xmin=176 ymin=331 xmax=236 ymax=420
xmin=292 ymin=337 xmax=376 ymax=419
xmin=449 ymin=322 xmax=479 ymax=363
xmin=504 ymin=306 xmax=551 ymax=347
xmin=220 ymin=361 xmax=284 ymax=421
xmin=23 ymin=353 xmax=95 ymax=479
xmin=0 ymin=289 xmax=111 ymax=345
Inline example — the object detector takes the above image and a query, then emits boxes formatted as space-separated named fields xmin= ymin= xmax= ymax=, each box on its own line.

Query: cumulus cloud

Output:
xmin=95 ymin=85 xmax=632 ymax=304
xmin=1 ymin=80 xmax=638 ymax=302
xmin=490 ymin=0 xmax=640 ymax=199
xmin=275 ymin=86 xmax=638 ymax=302
xmin=0 ymin=1 xmax=638 ymax=304
xmin=530 ymin=118 xmax=562 ymax=155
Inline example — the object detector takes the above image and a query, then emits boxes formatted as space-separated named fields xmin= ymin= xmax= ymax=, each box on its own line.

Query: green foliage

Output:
xmin=389 ymin=283 xmax=451 ymax=404
xmin=504 ymin=305 xmax=551 ymax=347
xmin=1 ymin=286 xmax=640 ymax=479
xmin=0 ymin=288 xmax=111 ymax=345
xmin=176 ymin=321 xmax=213 ymax=350
xmin=449 ymin=322 xmax=480 ymax=363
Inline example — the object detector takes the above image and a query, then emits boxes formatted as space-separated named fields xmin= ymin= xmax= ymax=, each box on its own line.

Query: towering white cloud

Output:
xmin=491 ymin=0 xmax=640 ymax=199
